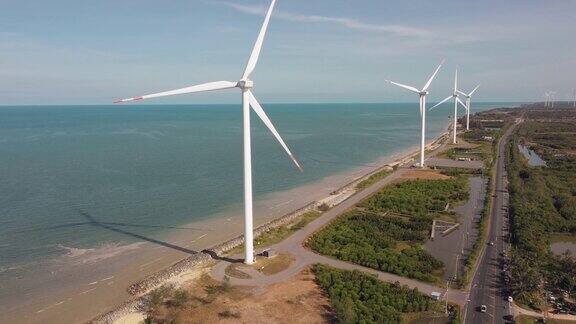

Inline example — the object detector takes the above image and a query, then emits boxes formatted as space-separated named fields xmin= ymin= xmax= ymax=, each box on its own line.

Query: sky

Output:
xmin=0 ymin=0 xmax=575 ymax=105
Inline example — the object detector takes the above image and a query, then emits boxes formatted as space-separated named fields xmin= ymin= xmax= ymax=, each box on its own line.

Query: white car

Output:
xmin=508 ymin=296 xmax=514 ymax=302
xmin=480 ymin=305 xmax=487 ymax=313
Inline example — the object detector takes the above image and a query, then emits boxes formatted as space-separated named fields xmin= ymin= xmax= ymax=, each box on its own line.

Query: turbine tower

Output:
xmin=386 ymin=61 xmax=444 ymax=168
xmin=573 ymin=89 xmax=576 ymax=108
xmin=430 ymin=69 xmax=468 ymax=144
xmin=457 ymin=85 xmax=480 ymax=131
xmin=115 ymin=0 xmax=301 ymax=265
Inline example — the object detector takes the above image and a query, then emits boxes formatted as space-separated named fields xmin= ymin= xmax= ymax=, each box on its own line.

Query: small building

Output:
xmin=431 ymin=292 xmax=442 ymax=301
xmin=262 ymin=249 xmax=277 ymax=258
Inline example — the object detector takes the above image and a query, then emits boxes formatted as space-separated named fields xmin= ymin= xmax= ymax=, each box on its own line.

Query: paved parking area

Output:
xmin=426 ymin=157 xmax=484 ymax=169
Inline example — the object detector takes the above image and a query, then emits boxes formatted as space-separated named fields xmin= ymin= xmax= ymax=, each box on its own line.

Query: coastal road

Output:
xmin=464 ymin=122 xmax=518 ymax=324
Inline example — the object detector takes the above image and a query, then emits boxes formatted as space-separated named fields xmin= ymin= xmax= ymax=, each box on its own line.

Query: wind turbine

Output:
xmin=114 ymin=0 xmax=301 ymax=265
xmin=573 ymin=89 xmax=576 ymax=108
xmin=430 ymin=69 xmax=468 ymax=144
xmin=544 ymin=92 xmax=550 ymax=108
xmin=457 ymin=85 xmax=480 ymax=131
xmin=386 ymin=61 xmax=444 ymax=168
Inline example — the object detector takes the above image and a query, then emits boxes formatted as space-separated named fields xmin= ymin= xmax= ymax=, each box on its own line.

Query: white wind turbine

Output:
xmin=429 ymin=69 xmax=468 ymax=144
xmin=549 ymin=91 xmax=556 ymax=108
xmin=386 ymin=61 xmax=444 ymax=168
xmin=457 ymin=84 xmax=480 ymax=131
xmin=115 ymin=0 xmax=301 ymax=265
xmin=573 ymin=89 xmax=576 ymax=108
xmin=544 ymin=92 xmax=550 ymax=107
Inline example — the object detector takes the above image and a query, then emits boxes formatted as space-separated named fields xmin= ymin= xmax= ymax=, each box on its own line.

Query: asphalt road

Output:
xmin=465 ymin=122 xmax=518 ymax=324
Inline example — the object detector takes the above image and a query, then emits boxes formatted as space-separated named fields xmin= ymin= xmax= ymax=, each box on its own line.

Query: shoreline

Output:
xmin=3 ymin=124 xmax=451 ymax=324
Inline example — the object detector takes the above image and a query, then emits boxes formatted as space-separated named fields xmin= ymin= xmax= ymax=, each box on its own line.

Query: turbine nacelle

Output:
xmin=237 ymin=80 xmax=254 ymax=90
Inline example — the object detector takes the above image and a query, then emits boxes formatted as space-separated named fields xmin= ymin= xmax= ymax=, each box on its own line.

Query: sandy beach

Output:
xmin=1 ymin=126 xmax=450 ymax=324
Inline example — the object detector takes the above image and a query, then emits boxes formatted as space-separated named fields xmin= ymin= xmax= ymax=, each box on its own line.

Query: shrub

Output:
xmin=313 ymin=264 xmax=442 ymax=324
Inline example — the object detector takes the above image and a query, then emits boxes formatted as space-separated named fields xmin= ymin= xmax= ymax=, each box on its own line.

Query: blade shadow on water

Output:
xmin=78 ymin=210 xmax=201 ymax=255
xmin=18 ymin=218 xmax=214 ymax=233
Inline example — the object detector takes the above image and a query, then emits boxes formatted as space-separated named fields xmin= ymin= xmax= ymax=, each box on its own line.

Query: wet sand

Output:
xmin=1 ymin=133 xmax=447 ymax=324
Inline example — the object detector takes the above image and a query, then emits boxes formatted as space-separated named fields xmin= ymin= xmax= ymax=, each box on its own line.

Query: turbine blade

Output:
xmin=386 ymin=80 xmax=420 ymax=94
xmin=469 ymin=85 xmax=481 ymax=96
xmin=454 ymin=69 xmax=458 ymax=92
xmin=247 ymin=90 xmax=303 ymax=172
xmin=242 ymin=0 xmax=276 ymax=80
xmin=456 ymin=89 xmax=468 ymax=97
xmin=422 ymin=60 xmax=445 ymax=91
xmin=429 ymin=96 xmax=452 ymax=111
xmin=114 ymin=81 xmax=238 ymax=103
xmin=457 ymin=97 xmax=467 ymax=110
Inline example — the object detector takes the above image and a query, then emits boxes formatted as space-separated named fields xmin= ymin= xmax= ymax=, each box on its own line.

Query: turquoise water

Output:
xmin=0 ymin=102 xmax=517 ymax=275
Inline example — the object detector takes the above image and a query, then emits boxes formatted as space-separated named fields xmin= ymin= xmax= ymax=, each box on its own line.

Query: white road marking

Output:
xmin=53 ymin=301 xmax=65 ymax=306
xmin=100 ymin=276 xmax=114 ymax=281
xmin=197 ymin=234 xmax=207 ymax=240
xmin=87 ymin=281 xmax=98 ymax=285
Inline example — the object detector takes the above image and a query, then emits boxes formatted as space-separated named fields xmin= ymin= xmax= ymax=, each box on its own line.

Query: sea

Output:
xmin=0 ymin=102 xmax=519 ymax=301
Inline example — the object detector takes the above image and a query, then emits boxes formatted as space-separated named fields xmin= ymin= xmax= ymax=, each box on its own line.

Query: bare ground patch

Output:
xmin=149 ymin=269 xmax=334 ymax=324
xmin=397 ymin=169 xmax=452 ymax=182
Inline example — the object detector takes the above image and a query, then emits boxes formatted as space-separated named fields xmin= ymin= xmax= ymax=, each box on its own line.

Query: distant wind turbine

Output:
xmin=430 ymin=69 xmax=468 ymax=144
xmin=549 ymin=91 xmax=556 ymax=108
xmin=457 ymin=85 xmax=480 ymax=131
xmin=572 ymin=89 xmax=576 ymax=108
xmin=544 ymin=91 xmax=556 ymax=108
xmin=386 ymin=60 xmax=444 ymax=168
xmin=115 ymin=0 xmax=301 ymax=265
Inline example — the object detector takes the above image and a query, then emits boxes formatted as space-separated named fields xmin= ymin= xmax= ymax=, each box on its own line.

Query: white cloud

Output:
xmin=215 ymin=1 xmax=432 ymax=38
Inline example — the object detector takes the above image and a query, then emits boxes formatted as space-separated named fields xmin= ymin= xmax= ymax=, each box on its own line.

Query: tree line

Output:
xmin=313 ymin=264 xmax=442 ymax=324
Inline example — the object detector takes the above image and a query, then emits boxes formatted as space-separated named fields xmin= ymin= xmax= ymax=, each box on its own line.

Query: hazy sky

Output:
xmin=1 ymin=0 xmax=575 ymax=105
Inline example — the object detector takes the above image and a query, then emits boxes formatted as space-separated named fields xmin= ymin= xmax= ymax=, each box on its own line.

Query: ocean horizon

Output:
xmin=0 ymin=102 xmax=520 ymax=294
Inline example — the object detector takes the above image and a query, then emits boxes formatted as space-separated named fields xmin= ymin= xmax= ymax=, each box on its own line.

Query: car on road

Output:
xmin=480 ymin=305 xmax=487 ymax=313
xmin=508 ymin=296 xmax=513 ymax=302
